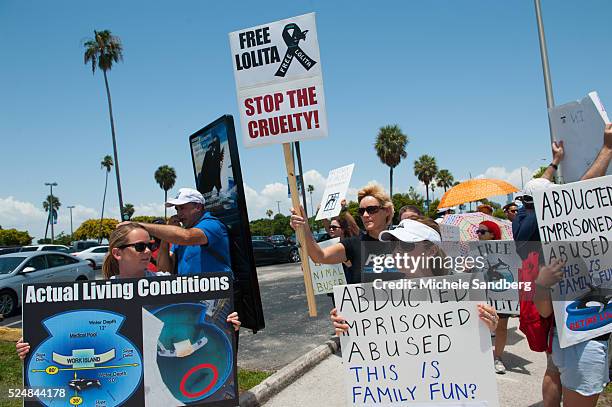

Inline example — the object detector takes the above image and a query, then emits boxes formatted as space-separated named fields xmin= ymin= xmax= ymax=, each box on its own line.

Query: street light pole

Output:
xmin=276 ymin=200 xmax=281 ymax=214
xmin=44 ymin=182 xmax=58 ymax=243
xmin=534 ymin=0 xmax=563 ymax=182
xmin=67 ymin=205 xmax=75 ymax=240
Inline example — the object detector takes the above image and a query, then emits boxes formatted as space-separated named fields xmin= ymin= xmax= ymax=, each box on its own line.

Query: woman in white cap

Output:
xmin=331 ymin=216 xmax=500 ymax=334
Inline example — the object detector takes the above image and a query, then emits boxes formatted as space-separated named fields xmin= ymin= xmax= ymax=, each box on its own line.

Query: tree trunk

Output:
xmin=164 ymin=190 xmax=168 ymax=220
xmin=389 ymin=167 xmax=394 ymax=197
xmin=425 ymin=182 xmax=430 ymax=205
xmin=99 ymin=171 xmax=109 ymax=243
xmin=103 ymin=70 xmax=125 ymax=221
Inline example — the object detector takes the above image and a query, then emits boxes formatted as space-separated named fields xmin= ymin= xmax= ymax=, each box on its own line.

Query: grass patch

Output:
xmin=238 ymin=368 xmax=273 ymax=393
xmin=0 ymin=340 xmax=22 ymax=407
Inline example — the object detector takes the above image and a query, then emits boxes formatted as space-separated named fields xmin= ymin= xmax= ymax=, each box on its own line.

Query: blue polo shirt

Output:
xmin=170 ymin=213 xmax=231 ymax=275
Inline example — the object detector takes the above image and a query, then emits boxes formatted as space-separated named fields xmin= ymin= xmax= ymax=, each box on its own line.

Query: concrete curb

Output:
xmin=239 ymin=336 xmax=339 ymax=407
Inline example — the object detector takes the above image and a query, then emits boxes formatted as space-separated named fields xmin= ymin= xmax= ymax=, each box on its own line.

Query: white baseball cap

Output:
xmin=518 ymin=178 xmax=553 ymax=202
xmin=165 ymin=188 xmax=205 ymax=207
xmin=379 ymin=219 xmax=442 ymax=245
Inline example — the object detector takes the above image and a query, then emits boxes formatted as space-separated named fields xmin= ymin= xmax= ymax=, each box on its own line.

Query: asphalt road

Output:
xmin=237 ymin=262 xmax=336 ymax=371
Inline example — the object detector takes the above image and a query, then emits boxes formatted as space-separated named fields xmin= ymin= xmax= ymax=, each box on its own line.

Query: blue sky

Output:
xmin=1 ymin=1 xmax=611 ymax=240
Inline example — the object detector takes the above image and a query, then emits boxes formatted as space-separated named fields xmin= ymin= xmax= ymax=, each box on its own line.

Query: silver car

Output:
xmin=73 ymin=245 xmax=109 ymax=269
xmin=0 ymin=251 xmax=95 ymax=316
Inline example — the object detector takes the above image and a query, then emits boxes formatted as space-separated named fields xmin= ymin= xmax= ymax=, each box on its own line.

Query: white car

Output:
xmin=74 ymin=246 xmax=109 ymax=269
xmin=19 ymin=244 xmax=73 ymax=254
xmin=0 ymin=251 xmax=95 ymax=316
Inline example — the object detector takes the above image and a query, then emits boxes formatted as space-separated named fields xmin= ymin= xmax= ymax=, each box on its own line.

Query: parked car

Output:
xmin=0 ymin=252 xmax=95 ymax=316
xmin=268 ymin=235 xmax=289 ymax=246
xmin=0 ymin=247 xmax=22 ymax=256
xmin=19 ymin=244 xmax=73 ymax=253
xmin=72 ymin=240 xmax=101 ymax=252
xmin=251 ymin=240 xmax=300 ymax=266
xmin=73 ymin=246 xmax=109 ymax=269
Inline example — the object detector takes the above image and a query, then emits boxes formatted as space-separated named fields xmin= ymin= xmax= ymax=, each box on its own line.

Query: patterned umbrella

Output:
xmin=438 ymin=178 xmax=519 ymax=209
xmin=440 ymin=213 xmax=513 ymax=241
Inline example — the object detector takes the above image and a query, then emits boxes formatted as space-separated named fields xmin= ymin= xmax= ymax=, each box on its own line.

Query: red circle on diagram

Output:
xmin=179 ymin=363 xmax=219 ymax=398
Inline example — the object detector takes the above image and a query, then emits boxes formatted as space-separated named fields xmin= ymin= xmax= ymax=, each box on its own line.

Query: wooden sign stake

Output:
xmin=282 ymin=142 xmax=317 ymax=317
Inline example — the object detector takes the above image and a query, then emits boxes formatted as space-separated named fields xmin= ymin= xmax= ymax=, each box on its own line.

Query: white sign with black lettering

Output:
xmin=549 ymin=92 xmax=610 ymax=182
xmin=316 ymin=164 xmax=355 ymax=220
xmin=309 ymin=238 xmax=347 ymax=295
xmin=333 ymin=275 xmax=499 ymax=407
xmin=533 ymin=176 xmax=612 ymax=348
xmin=229 ymin=13 xmax=328 ymax=147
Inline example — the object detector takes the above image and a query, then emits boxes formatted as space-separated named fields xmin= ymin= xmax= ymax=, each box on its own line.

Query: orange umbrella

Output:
xmin=438 ymin=178 xmax=519 ymax=209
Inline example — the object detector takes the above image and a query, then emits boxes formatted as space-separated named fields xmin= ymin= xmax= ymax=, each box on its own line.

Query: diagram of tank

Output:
xmin=27 ymin=310 xmax=142 ymax=407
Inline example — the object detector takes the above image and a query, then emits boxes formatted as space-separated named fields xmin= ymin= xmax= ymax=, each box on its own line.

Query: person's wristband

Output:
xmin=549 ymin=163 xmax=558 ymax=171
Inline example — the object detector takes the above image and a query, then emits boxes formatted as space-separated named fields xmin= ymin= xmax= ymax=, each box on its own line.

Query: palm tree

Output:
xmin=307 ymin=184 xmax=315 ymax=215
xmin=154 ymin=165 xmax=177 ymax=219
xmin=84 ymin=30 xmax=126 ymax=220
xmin=43 ymin=195 xmax=61 ymax=240
xmin=99 ymin=155 xmax=113 ymax=242
xmin=414 ymin=155 xmax=438 ymax=205
xmin=266 ymin=209 xmax=273 ymax=218
xmin=436 ymin=169 xmax=455 ymax=192
xmin=374 ymin=125 xmax=408 ymax=197
xmin=123 ymin=203 xmax=135 ymax=220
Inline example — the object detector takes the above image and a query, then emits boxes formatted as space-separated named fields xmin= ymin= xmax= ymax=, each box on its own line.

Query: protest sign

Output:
xmin=333 ymin=275 xmax=499 ymax=407
xmin=190 ymin=115 xmax=264 ymax=332
xmin=22 ymin=273 xmax=237 ymax=407
xmin=309 ymin=238 xmax=347 ymax=294
xmin=470 ymin=241 xmax=522 ymax=315
xmin=230 ymin=13 xmax=327 ymax=148
xmin=439 ymin=224 xmax=460 ymax=242
xmin=533 ymin=176 xmax=612 ymax=348
xmin=549 ymin=92 xmax=611 ymax=182
xmin=315 ymin=164 xmax=355 ymax=220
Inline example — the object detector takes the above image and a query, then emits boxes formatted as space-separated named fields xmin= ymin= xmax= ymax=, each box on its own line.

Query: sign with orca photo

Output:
xmin=229 ymin=13 xmax=328 ymax=148
xmin=533 ymin=176 xmax=612 ymax=348
xmin=470 ymin=241 xmax=522 ymax=315
xmin=333 ymin=275 xmax=499 ymax=407
xmin=315 ymin=164 xmax=355 ymax=221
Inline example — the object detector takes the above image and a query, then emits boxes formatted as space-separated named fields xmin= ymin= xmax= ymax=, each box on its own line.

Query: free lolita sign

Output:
xmin=229 ymin=13 xmax=328 ymax=148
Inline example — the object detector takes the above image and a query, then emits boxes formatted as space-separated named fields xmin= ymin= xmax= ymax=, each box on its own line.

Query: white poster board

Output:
xmin=315 ymin=164 xmax=355 ymax=220
xmin=549 ymin=92 xmax=610 ymax=183
xmin=533 ymin=175 xmax=612 ymax=348
xmin=229 ymin=13 xmax=328 ymax=148
xmin=333 ymin=275 xmax=499 ymax=407
xmin=308 ymin=238 xmax=347 ymax=295
xmin=470 ymin=241 xmax=522 ymax=315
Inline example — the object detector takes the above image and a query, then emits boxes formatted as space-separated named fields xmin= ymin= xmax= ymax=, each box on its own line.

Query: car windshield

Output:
xmin=0 ymin=257 xmax=26 ymax=274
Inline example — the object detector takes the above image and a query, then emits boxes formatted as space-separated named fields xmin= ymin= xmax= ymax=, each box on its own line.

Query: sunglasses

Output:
xmin=119 ymin=241 xmax=156 ymax=252
xmin=475 ymin=229 xmax=490 ymax=235
xmin=357 ymin=205 xmax=382 ymax=216
xmin=504 ymin=209 xmax=518 ymax=214
xmin=329 ymin=225 xmax=343 ymax=231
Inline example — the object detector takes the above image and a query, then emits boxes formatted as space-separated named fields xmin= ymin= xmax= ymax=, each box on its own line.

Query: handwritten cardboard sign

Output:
xmin=549 ymin=92 xmax=610 ymax=182
xmin=533 ymin=175 xmax=612 ymax=348
xmin=333 ymin=275 xmax=499 ymax=406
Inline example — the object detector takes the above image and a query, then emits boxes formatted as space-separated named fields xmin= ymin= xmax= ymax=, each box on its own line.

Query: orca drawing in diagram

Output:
xmin=26 ymin=310 xmax=142 ymax=407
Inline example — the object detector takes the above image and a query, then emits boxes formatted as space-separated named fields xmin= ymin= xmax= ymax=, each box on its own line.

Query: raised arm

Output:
xmin=541 ymin=141 xmax=564 ymax=182
xmin=290 ymin=206 xmax=347 ymax=264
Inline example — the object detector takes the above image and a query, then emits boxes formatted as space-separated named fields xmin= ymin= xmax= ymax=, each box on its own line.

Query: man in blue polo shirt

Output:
xmin=133 ymin=188 xmax=231 ymax=275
